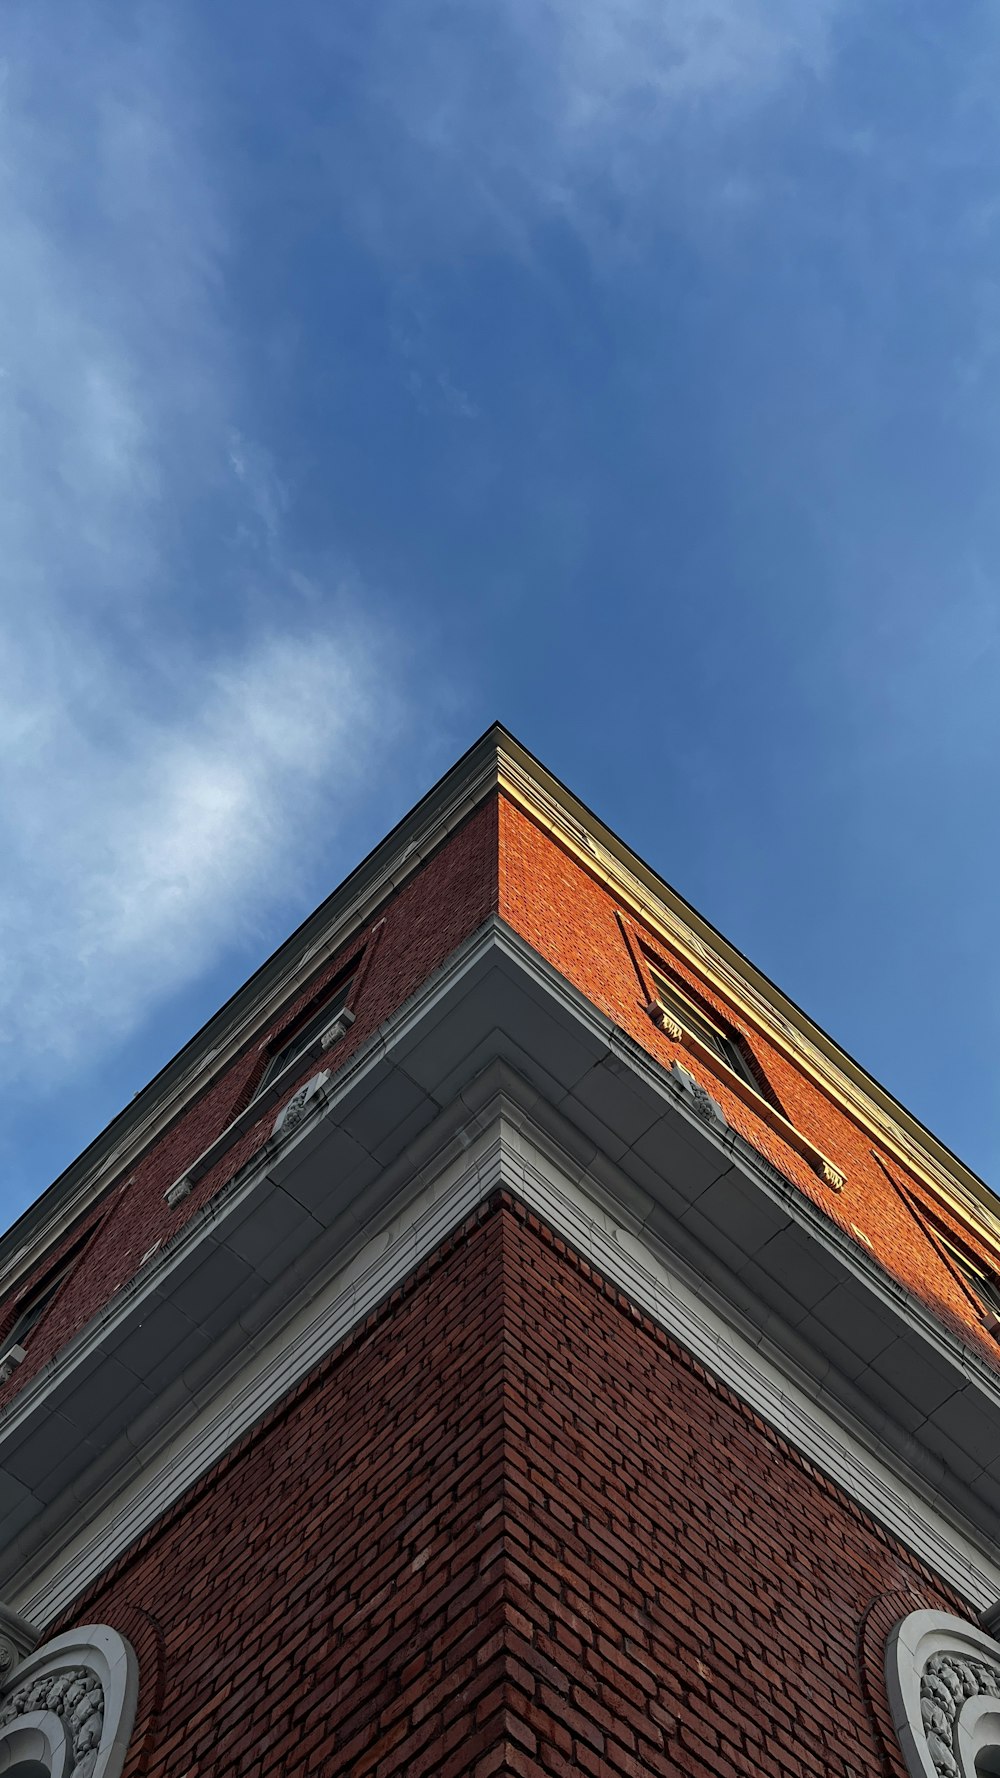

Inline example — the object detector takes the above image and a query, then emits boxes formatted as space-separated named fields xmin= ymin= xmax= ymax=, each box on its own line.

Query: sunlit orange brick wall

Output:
xmin=497 ymin=792 xmax=1000 ymax=1366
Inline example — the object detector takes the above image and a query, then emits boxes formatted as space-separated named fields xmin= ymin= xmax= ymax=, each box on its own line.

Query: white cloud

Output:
xmin=0 ymin=10 xmax=407 ymax=1077
xmin=523 ymin=0 xmax=836 ymax=121
xmin=349 ymin=0 xmax=844 ymax=250
xmin=0 ymin=619 xmax=395 ymax=1069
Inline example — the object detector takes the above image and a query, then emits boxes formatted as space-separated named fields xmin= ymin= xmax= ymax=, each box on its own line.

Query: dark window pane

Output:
xmin=258 ymin=975 xmax=354 ymax=1093
xmin=648 ymin=967 xmax=765 ymax=1095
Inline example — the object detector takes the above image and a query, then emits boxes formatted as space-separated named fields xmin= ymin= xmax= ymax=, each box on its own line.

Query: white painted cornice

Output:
xmin=0 ymin=732 xmax=506 ymax=1296
xmin=4 ymin=922 xmax=1000 ymax=1626
xmin=494 ymin=743 xmax=1000 ymax=1243
xmin=6 ymin=723 xmax=995 ymax=1311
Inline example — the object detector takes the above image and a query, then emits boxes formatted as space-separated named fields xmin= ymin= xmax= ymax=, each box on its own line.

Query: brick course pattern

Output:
xmin=6 ymin=782 xmax=1000 ymax=1411
xmin=55 ymin=1199 xmax=968 ymax=1778
xmin=497 ymin=793 xmax=1000 ymax=1366
xmin=0 ymin=800 xmax=499 ymax=1398
xmin=6 ymin=784 xmax=999 ymax=1398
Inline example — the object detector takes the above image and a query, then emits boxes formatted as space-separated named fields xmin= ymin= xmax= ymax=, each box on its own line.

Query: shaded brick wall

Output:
xmin=7 ymin=781 xmax=996 ymax=1404
xmin=0 ymin=798 xmax=499 ymax=1400
xmin=57 ymin=1200 xmax=966 ymax=1778
xmin=492 ymin=1198 xmax=944 ymax=1778
xmin=498 ymin=793 xmax=1000 ymax=1366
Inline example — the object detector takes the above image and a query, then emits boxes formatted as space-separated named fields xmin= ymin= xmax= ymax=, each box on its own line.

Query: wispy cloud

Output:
xmin=0 ymin=8 xmax=407 ymax=1077
xmin=0 ymin=618 xmax=396 ymax=1069
xmin=515 ymin=0 xmax=837 ymax=121
xmin=334 ymin=0 xmax=844 ymax=255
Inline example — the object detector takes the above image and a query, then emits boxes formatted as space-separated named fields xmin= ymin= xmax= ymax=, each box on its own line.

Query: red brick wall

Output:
xmin=7 ymin=781 xmax=997 ymax=1404
xmin=57 ymin=1198 xmax=967 ymax=1778
xmin=0 ymin=799 xmax=499 ymax=1400
xmin=498 ymin=793 xmax=1000 ymax=1366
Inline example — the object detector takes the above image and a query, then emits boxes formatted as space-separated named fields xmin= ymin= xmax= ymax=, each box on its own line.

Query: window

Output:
xmin=938 ymin=1232 xmax=1000 ymax=1322
xmin=256 ymin=968 xmax=356 ymax=1095
xmin=3 ymin=1228 xmax=92 ymax=1355
xmin=648 ymin=966 xmax=761 ymax=1093
xmin=617 ymin=910 xmax=845 ymax=1190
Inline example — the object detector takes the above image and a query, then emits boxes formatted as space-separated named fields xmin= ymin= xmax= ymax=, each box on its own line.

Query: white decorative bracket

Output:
xmin=163 ymin=1175 xmax=193 ymax=1208
xmin=319 ymin=1006 xmax=355 ymax=1051
xmin=649 ymin=1003 xmax=685 ymax=1043
xmin=0 ymin=1603 xmax=40 ymax=1679
xmin=816 ymin=1157 xmax=846 ymax=1193
xmin=0 ymin=1344 xmax=27 ymax=1384
xmin=0 ymin=1623 xmax=138 ymax=1778
xmin=886 ymin=1609 xmax=1000 ymax=1778
xmin=272 ymin=1070 xmax=330 ymax=1139
xmin=668 ymin=1061 xmax=728 ymax=1131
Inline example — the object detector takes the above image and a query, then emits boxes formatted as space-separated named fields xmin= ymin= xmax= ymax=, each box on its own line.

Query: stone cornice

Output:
xmin=4 ymin=923 xmax=1000 ymax=1625
xmin=494 ymin=741 xmax=1000 ymax=1245
xmin=4 ymin=722 xmax=995 ymax=1309
xmin=11 ymin=1084 xmax=1000 ymax=1625
xmin=0 ymin=733 xmax=506 ymax=1294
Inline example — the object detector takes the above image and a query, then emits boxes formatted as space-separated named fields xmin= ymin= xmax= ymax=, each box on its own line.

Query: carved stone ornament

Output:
xmin=886 ymin=1609 xmax=1000 ymax=1778
xmin=668 ymin=1061 xmax=727 ymax=1131
xmin=319 ymin=1006 xmax=355 ymax=1051
xmin=0 ymin=1623 xmax=138 ymax=1778
xmin=163 ymin=1174 xmax=193 ymax=1209
xmin=272 ymin=1070 xmax=330 ymax=1140
xmin=0 ymin=1343 xmax=26 ymax=1384
xmin=816 ymin=1157 xmax=846 ymax=1193
xmin=0 ymin=1603 xmax=40 ymax=1680
xmin=651 ymin=1006 xmax=686 ymax=1044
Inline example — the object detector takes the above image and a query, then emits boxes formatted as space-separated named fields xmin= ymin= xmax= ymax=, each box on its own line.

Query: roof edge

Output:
xmin=0 ymin=724 xmax=510 ymax=1276
xmin=3 ymin=718 xmax=994 ymax=1282
xmin=493 ymin=730 xmax=998 ymax=1231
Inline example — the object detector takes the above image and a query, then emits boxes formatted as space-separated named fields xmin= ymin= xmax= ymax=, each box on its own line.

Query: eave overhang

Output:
xmin=3 ymin=920 xmax=1000 ymax=1622
xmin=6 ymin=722 xmax=997 ymax=1311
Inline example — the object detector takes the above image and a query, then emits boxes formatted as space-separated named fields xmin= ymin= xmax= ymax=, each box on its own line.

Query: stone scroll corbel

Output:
xmin=0 ymin=1601 xmax=40 ymax=1680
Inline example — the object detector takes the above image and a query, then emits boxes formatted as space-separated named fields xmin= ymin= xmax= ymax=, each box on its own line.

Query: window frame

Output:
xmin=255 ymin=967 xmax=357 ymax=1098
xmin=1 ymin=1227 xmax=94 ymax=1358
xmin=931 ymin=1223 xmax=1000 ymax=1323
xmin=646 ymin=964 xmax=762 ymax=1094
xmin=615 ymin=910 xmax=846 ymax=1192
xmin=164 ymin=924 xmax=388 ymax=1210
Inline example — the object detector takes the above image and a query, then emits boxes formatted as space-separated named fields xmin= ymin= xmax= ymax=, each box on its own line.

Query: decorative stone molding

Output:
xmin=167 ymin=1051 xmax=342 ymax=1210
xmin=647 ymin=1000 xmax=685 ymax=1043
xmin=887 ymin=1609 xmax=1000 ymax=1777
xmin=0 ymin=1603 xmax=40 ymax=1678
xmin=272 ymin=1070 xmax=330 ymax=1139
xmin=319 ymin=1006 xmax=355 ymax=1051
xmin=0 ymin=1624 xmax=138 ymax=1778
xmin=163 ymin=1175 xmax=193 ymax=1208
xmin=816 ymin=1157 xmax=846 ymax=1193
xmin=0 ymin=1343 xmax=26 ymax=1383
xmin=668 ymin=1061 xmax=727 ymax=1131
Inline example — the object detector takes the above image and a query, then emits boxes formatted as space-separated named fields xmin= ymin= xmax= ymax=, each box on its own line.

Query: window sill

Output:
xmin=648 ymin=1002 xmax=845 ymax=1192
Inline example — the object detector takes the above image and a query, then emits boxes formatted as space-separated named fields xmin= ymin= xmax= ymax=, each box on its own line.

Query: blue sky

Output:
xmin=1 ymin=0 xmax=998 ymax=1227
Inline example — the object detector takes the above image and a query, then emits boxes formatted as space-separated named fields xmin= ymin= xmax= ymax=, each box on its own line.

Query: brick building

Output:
xmin=0 ymin=724 xmax=999 ymax=1778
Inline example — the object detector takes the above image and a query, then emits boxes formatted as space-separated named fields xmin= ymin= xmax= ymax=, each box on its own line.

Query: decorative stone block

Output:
xmin=0 ymin=1622 xmax=138 ymax=1778
xmin=272 ymin=1071 xmax=330 ymax=1140
xmin=0 ymin=1604 xmax=39 ymax=1679
xmin=0 ymin=1345 xmax=26 ymax=1385
xmin=668 ymin=1061 xmax=727 ymax=1130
